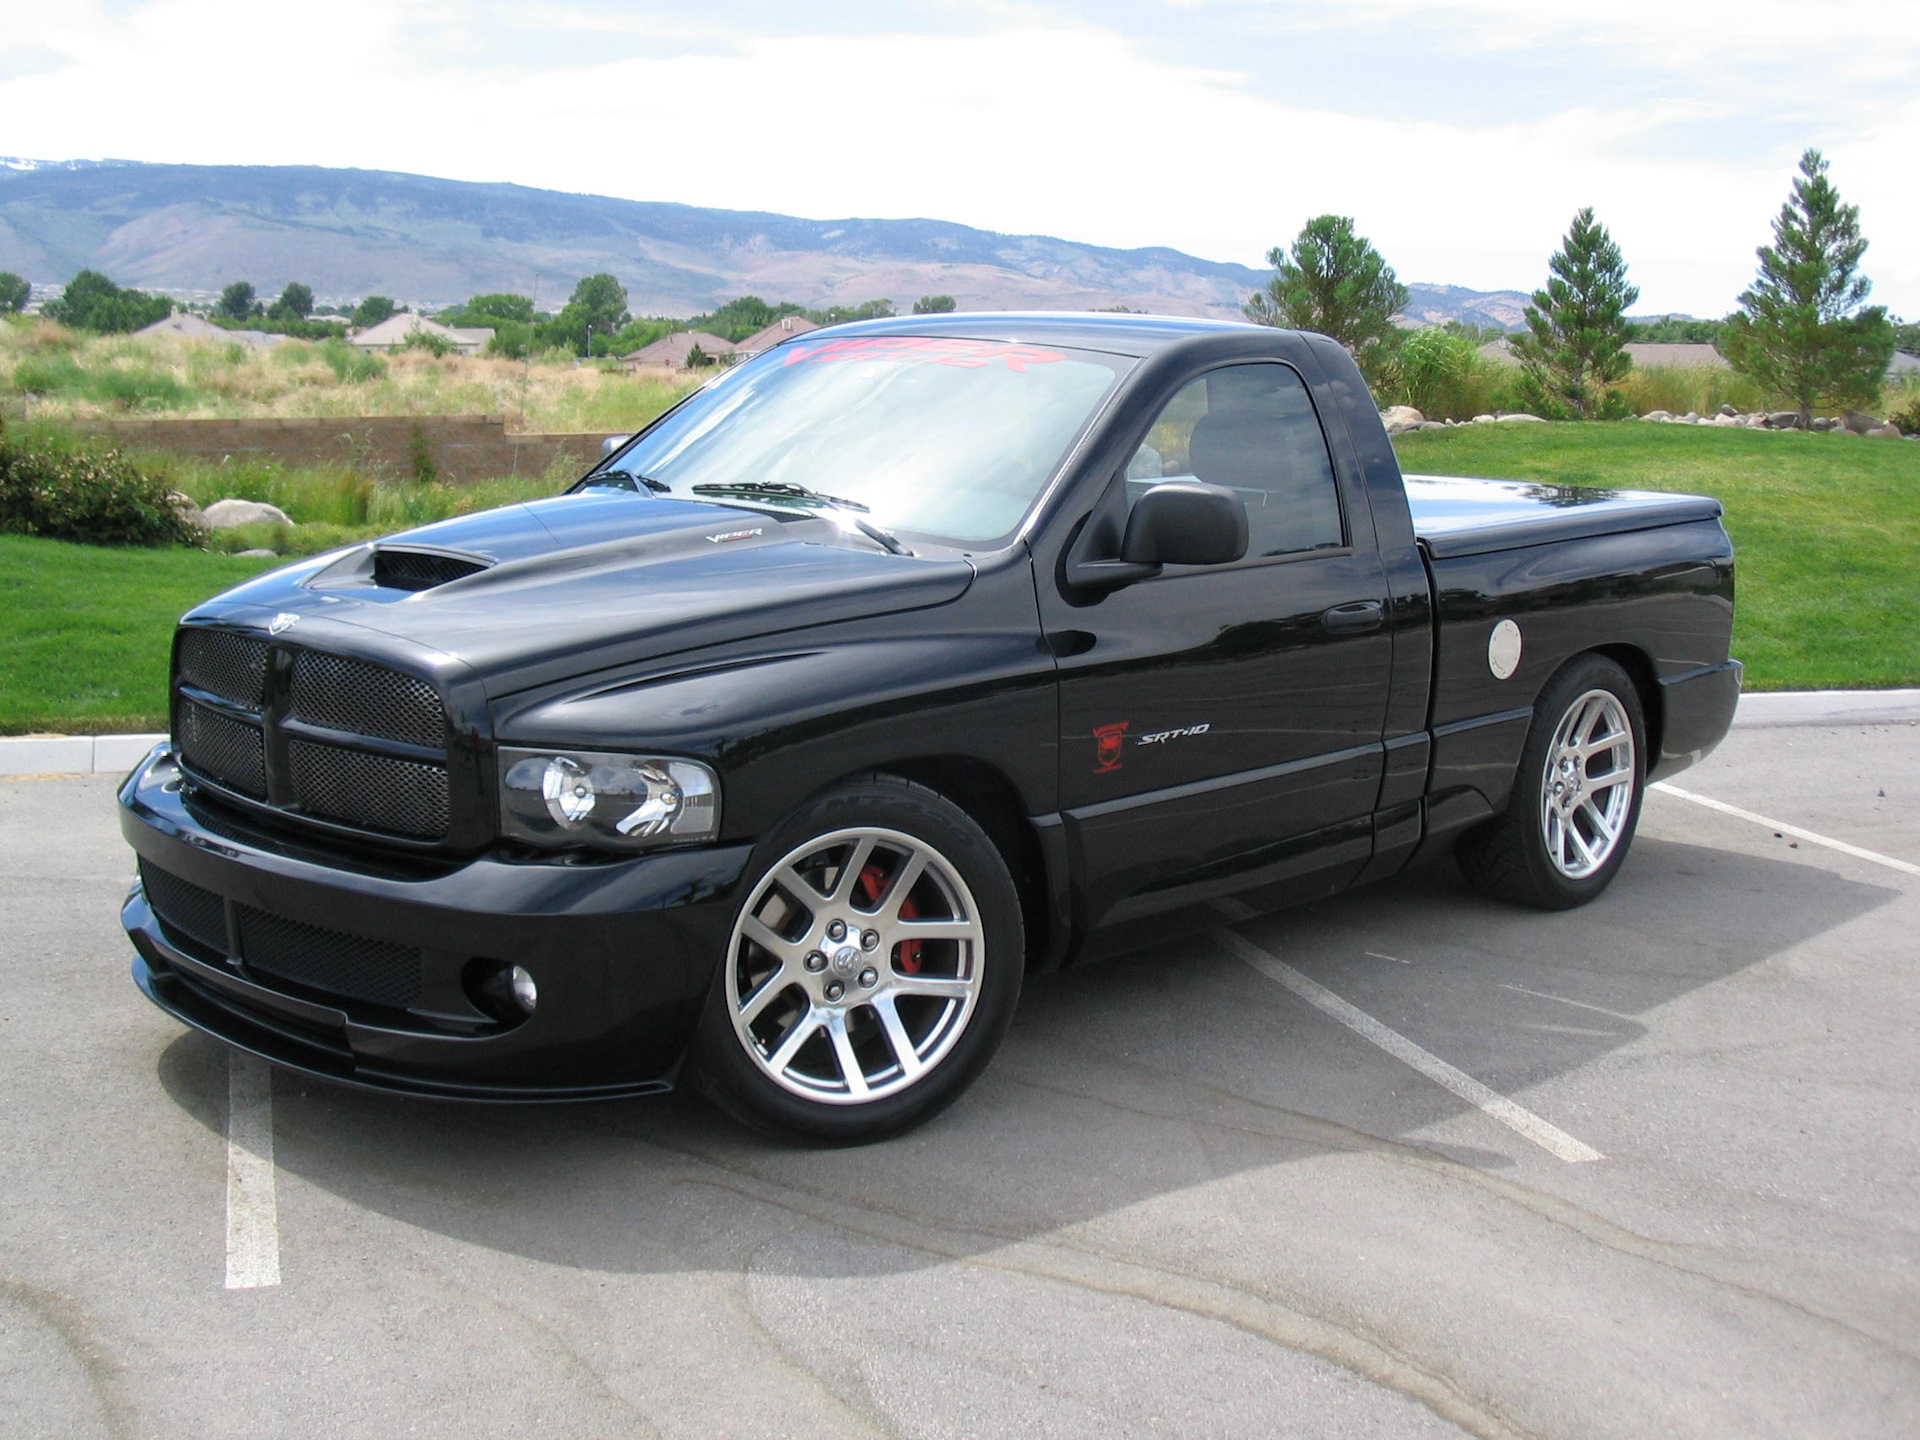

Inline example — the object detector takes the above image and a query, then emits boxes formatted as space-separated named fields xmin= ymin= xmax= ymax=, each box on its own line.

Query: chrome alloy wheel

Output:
xmin=1539 ymin=687 xmax=1637 ymax=880
xmin=725 ymin=826 xmax=986 ymax=1105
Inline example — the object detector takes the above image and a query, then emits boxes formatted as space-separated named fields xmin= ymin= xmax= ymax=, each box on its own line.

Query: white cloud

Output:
xmin=1 ymin=1 xmax=1913 ymax=315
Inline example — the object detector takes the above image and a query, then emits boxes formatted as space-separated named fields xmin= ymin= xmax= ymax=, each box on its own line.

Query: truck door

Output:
xmin=1040 ymin=359 xmax=1393 ymax=925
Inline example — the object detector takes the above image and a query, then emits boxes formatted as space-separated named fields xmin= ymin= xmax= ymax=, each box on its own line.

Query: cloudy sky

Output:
xmin=3 ymin=0 xmax=1914 ymax=316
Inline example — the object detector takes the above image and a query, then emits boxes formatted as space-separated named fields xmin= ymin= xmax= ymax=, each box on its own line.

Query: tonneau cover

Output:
xmin=1405 ymin=474 xmax=1724 ymax=559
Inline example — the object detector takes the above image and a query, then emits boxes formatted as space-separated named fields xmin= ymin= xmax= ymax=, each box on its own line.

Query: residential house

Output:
xmin=620 ymin=331 xmax=738 ymax=370
xmin=350 ymin=314 xmax=494 ymax=356
xmin=734 ymin=315 xmax=821 ymax=359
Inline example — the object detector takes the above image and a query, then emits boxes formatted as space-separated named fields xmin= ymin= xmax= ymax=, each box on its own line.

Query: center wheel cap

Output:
xmin=829 ymin=945 xmax=860 ymax=979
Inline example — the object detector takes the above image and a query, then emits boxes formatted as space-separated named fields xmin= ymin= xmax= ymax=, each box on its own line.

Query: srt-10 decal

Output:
xmin=1091 ymin=721 xmax=1212 ymax=773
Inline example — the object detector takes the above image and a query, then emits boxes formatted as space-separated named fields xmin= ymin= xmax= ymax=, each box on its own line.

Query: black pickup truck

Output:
xmin=119 ymin=314 xmax=1740 ymax=1140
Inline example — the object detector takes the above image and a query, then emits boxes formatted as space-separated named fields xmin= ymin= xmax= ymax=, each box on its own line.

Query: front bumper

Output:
xmin=120 ymin=745 xmax=754 ymax=1101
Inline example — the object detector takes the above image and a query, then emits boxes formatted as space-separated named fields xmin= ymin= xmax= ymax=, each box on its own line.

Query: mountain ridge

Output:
xmin=0 ymin=158 xmax=1534 ymax=328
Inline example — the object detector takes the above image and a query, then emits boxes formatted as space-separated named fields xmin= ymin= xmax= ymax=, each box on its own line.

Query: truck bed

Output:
xmin=1405 ymin=474 xmax=1724 ymax=558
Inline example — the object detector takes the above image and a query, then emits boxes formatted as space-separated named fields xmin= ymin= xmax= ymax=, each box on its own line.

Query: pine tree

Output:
xmin=1510 ymin=208 xmax=1638 ymax=420
xmin=1720 ymin=149 xmax=1895 ymax=425
xmin=1245 ymin=215 xmax=1407 ymax=361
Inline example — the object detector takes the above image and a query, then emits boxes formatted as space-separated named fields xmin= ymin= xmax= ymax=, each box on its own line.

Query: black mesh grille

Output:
xmin=236 ymin=905 xmax=421 ymax=1008
xmin=176 ymin=629 xmax=269 ymax=707
xmin=177 ymin=700 xmax=268 ymax=798
xmin=289 ymin=652 xmax=445 ymax=747
xmin=373 ymin=548 xmax=489 ymax=591
xmin=140 ymin=861 xmax=228 ymax=957
xmin=289 ymin=740 xmax=450 ymax=838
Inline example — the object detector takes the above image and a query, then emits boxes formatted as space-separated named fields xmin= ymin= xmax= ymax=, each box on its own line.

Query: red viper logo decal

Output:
xmin=1093 ymin=722 xmax=1129 ymax=774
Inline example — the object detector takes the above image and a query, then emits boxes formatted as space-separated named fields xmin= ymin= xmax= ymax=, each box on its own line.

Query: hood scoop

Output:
xmin=372 ymin=545 xmax=494 ymax=592
xmin=308 ymin=543 xmax=495 ymax=595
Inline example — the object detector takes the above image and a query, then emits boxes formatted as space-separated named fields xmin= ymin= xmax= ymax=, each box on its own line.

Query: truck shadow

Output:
xmin=157 ymin=834 xmax=1900 ymax=1281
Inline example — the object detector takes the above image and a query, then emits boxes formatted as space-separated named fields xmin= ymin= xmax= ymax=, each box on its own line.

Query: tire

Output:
xmin=688 ymin=775 xmax=1023 ymax=1143
xmin=1456 ymin=654 xmax=1647 ymax=910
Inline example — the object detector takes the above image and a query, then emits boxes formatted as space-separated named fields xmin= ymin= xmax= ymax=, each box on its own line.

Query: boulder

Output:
xmin=1496 ymin=413 xmax=1546 ymax=423
xmin=1471 ymin=413 xmax=1497 ymax=424
xmin=1417 ymin=420 xmax=1451 ymax=430
xmin=1682 ymin=412 xmax=1702 ymax=424
xmin=1811 ymin=416 xmax=1838 ymax=431
xmin=1718 ymin=404 xmax=1738 ymax=417
xmin=1765 ymin=412 xmax=1802 ymax=430
xmin=1840 ymin=411 xmax=1881 ymax=435
xmin=167 ymin=491 xmax=207 ymax=530
xmin=1640 ymin=410 xmax=1674 ymax=422
xmin=1708 ymin=413 xmax=1740 ymax=426
xmin=234 ymin=548 xmax=279 ymax=558
xmin=1867 ymin=423 xmax=1903 ymax=438
xmin=202 ymin=499 xmax=294 ymax=529
xmin=1380 ymin=405 xmax=1426 ymax=435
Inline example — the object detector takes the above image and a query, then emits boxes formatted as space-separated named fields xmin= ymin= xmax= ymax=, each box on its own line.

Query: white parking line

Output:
xmin=225 ymin=1052 xmax=281 ymax=1290
xmin=1208 ymin=899 xmax=1605 ymax=1164
xmin=1651 ymin=782 xmax=1919 ymax=877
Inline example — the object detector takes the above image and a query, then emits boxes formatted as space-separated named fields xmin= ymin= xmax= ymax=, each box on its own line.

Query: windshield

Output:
xmin=587 ymin=335 xmax=1129 ymax=544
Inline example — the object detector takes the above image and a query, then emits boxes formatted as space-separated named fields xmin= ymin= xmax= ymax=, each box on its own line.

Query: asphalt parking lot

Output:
xmin=2 ymin=723 xmax=1917 ymax=1440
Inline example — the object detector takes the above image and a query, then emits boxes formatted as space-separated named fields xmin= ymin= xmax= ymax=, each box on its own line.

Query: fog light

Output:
xmin=509 ymin=964 xmax=538 ymax=1013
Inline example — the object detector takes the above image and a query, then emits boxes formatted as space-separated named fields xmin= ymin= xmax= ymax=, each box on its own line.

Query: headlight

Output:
xmin=499 ymin=748 xmax=720 ymax=850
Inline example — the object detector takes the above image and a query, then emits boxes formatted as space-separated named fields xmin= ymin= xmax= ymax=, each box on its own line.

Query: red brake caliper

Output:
xmin=857 ymin=863 xmax=921 ymax=974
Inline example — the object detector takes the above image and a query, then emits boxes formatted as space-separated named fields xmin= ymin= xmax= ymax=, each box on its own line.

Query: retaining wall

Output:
xmin=74 ymin=414 xmax=610 ymax=485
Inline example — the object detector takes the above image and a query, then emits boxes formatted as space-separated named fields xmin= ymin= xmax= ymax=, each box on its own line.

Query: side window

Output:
xmin=1124 ymin=362 xmax=1344 ymax=558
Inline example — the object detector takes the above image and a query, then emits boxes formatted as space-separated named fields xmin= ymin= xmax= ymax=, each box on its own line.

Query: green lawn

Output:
xmin=2 ymin=423 xmax=1913 ymax=732
xmin=0 ymin=537 xmax=278 ymax=733
xmin=1392 ymin=422 xmax=1920 ymax=691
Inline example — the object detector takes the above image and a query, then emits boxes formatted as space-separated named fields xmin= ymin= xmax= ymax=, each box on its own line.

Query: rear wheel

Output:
xmin=690 ymin=776 xmax=1022 ymax=1143
xmin=1457 ymin=654 xmax=1646 ymax=910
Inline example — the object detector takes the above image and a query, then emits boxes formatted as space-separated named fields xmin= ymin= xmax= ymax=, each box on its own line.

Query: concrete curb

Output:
xmin=0 ymin=733 xmax=165 ymax=778
xmin=5 ymin=689 xmax=1920 ymax=778
xmin=1730 ymin=689 xmax=1920 ymax=728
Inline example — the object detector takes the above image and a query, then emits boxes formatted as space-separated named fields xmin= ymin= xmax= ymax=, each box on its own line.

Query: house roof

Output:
xmin=134 ymin=312 xmax=283 ymax=347
xmin=350 ymin=314 xmax=494 ymax=349
xmin=621 ymin=330 xmax=738 ymax=364
xmin=736 ymin=315 xmax=821 ymax=352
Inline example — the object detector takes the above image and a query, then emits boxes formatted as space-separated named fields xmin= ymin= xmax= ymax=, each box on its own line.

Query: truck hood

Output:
xmin=192 ymin=492 xmax=975 ymax=694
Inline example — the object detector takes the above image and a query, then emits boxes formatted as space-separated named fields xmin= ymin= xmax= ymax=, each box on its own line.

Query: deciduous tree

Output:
xmin=1244 ymin=215 xmax=1407 ymax=361
xmin=1510 ymin=208 xmax=1639 ymax=419
xmin=913 ymin=294 xmax=957 ymax=314
xmin=217 ymin=281 xmax=257 ymax=322
xmin=269 ymin=282 xmax=313 ymax=320
xmin=351 ymin=295 xmax=398 ymax=329
xmin=0 ymin=272 xmax=29 ymax=314
xmin=1720 ymin=149 xmax=1896 ymax=424
xmin=42 ymin=270 xmax=171 ymax=333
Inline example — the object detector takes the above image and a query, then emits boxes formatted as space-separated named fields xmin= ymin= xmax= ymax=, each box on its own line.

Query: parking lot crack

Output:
xmin=659 ymin=1160 xmax=1531 ymax=1440
xmin=0 ymin=1274 xmax=137 ymax=1440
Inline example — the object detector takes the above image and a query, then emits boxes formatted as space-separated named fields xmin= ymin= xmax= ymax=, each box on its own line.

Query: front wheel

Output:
xmin=689 ymin=776 xmax=1023 ymax=1143
xmin=1457 ymin=654 xmax=1646 ymax=910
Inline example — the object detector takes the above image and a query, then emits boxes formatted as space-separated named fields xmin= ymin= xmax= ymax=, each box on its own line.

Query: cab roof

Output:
xmin=787 ymin=310 xmax=1268 ymax=358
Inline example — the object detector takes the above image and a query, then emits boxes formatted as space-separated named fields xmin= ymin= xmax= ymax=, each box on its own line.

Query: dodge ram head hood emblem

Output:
xmin=268 ymin=613 xmax=299 ymax=635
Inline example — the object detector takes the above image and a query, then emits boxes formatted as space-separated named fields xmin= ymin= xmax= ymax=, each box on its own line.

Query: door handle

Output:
xmin=1322 ymin=600 xmax=1384 ymax=633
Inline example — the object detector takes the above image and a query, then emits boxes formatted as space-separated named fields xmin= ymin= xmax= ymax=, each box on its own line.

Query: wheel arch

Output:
xmin=796 ymin=756 xmax=1058 ymax=974
xmin=1589 ymin=642 xmax=1662 ymax=759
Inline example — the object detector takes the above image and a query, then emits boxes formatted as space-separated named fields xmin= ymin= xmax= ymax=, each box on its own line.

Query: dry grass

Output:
xmin=0 ymin=319 xmax=702 ymax=433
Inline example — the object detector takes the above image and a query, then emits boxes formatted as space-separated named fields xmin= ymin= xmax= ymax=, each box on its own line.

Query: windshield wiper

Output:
xmin=691 ymin=480 xmax=870 ymax=511
xmin=585 ymin=470 xmax=670 ymax=494
xmin=689 ymin=481 xmax=913 ymax=556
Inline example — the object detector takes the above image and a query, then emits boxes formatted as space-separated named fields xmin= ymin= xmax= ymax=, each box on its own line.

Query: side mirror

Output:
xmin=1120 ymin=480 xmax=1249 ymax=566
xmin=600 ymin=434 xmax=630 ymax=458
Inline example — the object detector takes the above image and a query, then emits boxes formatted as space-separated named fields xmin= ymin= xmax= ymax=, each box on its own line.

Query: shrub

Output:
xmin=1382 ymin=327 xmax=1505 ymax=421
xmin=0 ymin=422 xmax=202 ymax=546
xmin=316 ymin=338 xmax=387 ymax=383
